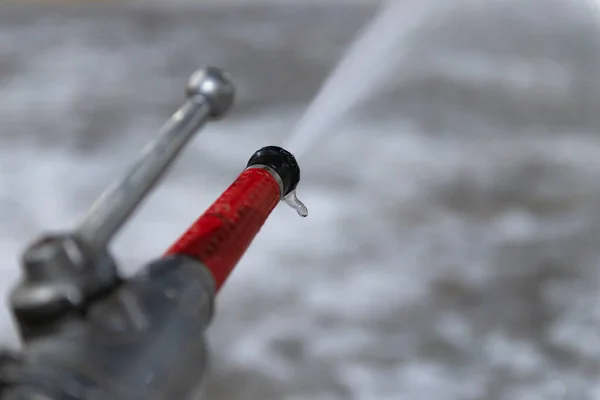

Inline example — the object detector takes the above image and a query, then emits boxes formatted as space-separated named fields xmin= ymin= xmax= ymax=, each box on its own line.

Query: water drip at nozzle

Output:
xmin=246 ymin=145 xmax=308 ymax=218
xmin=283 ymin=190 xmax=308 ymax=217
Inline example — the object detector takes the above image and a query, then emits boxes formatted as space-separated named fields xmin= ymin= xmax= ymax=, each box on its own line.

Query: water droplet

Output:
xmin=283 ymin=190 xmax=308 ymax=218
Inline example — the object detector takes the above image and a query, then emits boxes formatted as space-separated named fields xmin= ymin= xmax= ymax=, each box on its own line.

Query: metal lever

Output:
xmin=77 ymin=67 xmax=235 ymax=249
xmin=10 ymin=68 xmax=235 ymax=341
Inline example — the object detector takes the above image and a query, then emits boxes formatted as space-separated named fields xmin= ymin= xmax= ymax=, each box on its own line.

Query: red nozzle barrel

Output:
xmin=165 ymin=146 xmax=302 ymax=292
xmin=164 ymin=167 xmax=281 ymax=291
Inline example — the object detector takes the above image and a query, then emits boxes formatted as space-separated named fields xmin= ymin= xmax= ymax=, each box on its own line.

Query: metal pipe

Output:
xmin=76 ymin=67 xmax=235 ymax=249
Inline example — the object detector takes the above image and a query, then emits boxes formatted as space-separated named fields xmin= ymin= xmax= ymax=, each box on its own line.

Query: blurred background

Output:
xmin=0 ymin=0 xmax=600 ymax=399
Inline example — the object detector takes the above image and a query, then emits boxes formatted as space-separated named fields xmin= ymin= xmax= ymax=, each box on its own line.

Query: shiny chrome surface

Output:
xmin=76 ymin=67 xmax=234 ymax=249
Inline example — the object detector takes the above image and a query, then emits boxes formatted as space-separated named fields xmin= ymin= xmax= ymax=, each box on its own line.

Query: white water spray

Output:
xmin=283 ymin=0 xmax=443 ymax=159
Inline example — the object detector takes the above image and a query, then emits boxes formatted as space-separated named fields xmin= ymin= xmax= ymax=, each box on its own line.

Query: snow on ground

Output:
xmin=0 ymin=1 xmax=599 ymax=399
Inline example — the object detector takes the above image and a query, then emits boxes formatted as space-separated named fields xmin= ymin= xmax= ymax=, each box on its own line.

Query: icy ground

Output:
xmin=0 ymin=1 xmax=599 ymax=399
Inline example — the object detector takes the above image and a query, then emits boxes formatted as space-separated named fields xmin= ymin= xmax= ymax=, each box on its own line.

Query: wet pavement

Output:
xmin=0 ymin=1 xmax=599 ymax=399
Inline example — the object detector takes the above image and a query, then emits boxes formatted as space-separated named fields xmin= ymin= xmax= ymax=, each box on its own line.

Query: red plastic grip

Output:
xmin=164 ymin=168 xmax=281 ymax=291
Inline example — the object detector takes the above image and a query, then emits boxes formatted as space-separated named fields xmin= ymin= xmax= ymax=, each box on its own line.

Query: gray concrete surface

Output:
xmin=0 ymin=1 xmax=599 ymax=399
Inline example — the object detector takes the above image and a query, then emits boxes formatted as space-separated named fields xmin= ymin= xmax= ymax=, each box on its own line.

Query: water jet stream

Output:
xmin=283 ymin=0 xmax=443 ymax=160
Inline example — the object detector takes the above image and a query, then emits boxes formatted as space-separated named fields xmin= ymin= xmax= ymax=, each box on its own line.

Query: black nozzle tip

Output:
xmin=246 ymin=146 xmax=300 ymax=196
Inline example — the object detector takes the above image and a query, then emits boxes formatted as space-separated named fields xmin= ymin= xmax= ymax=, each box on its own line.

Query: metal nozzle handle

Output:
xmin=76 ymin=67 xmax=235 ymax=248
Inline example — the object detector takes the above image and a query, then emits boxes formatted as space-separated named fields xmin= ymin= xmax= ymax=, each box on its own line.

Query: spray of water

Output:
xmin=283 ymin=0 xmax=442 ymax=159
